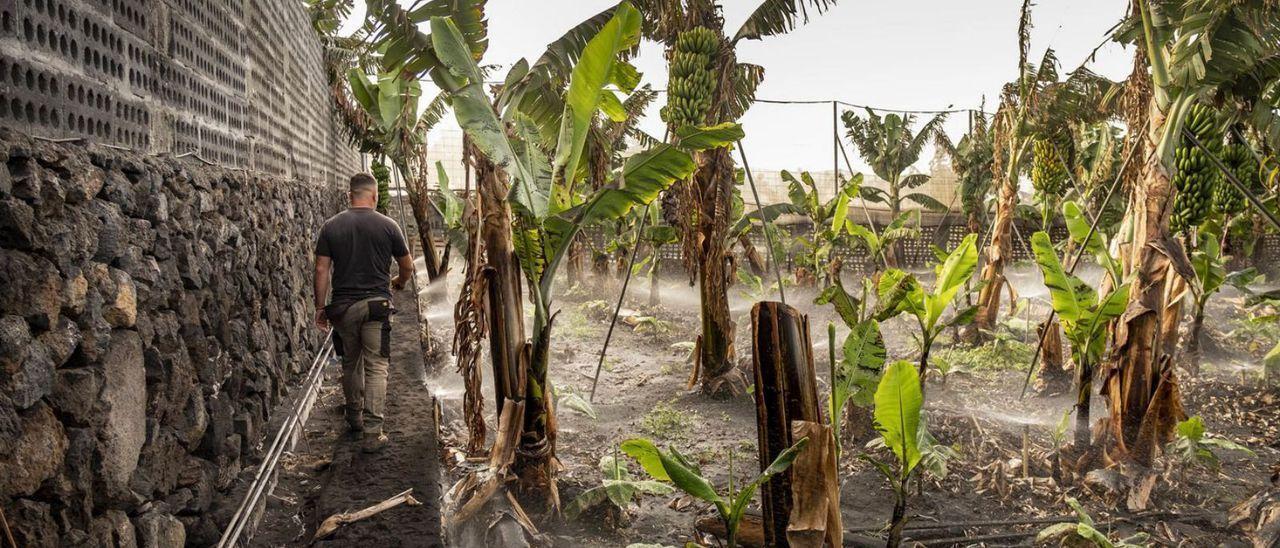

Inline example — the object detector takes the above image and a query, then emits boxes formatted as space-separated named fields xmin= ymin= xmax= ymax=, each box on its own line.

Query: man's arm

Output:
xmin=391 ymin=254 xmax=414 ymax=291
xmin=314 ymin=255 xmax=332 ymax=329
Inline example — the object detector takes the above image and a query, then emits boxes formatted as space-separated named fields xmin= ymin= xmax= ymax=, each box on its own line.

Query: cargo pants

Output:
xmin=330 ymin=297 xmax=392 ymax=435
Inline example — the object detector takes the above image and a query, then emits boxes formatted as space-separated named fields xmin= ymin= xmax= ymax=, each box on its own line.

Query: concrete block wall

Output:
xmin=0 ymin=0 xmax=360 ymax=185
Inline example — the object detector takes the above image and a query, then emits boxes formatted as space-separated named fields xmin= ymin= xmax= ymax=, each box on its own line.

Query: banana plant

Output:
xmin=844 ymin=210 xmax=921 ymax=271
xmin=420 ymin=6 xmax=743 ymax=504
xmin=1103 ymin=0 xmax=1280 ymax=462
xmin=1029 ymin=231 xmax=1129 ymax=448
xmin=621 ymin=437 xmax=809 ymax=548
xmin=779 ymin=170 xmax=864 ymax=285
xmin=1165 ymin=416 xmax=1254 ymax=474
xmin=877 ymin=234 xmax=980 ymax=389
xmin=431 ymin=160 xmax=469 ymax=255
xmin=1036 ymin=498 xmax=1149 ymax=548
xmin=565 ymin=454 xmax=675 ymax=520
xmin=343 ymin=66 xmax=454 ymax=281
xmin=815 ymin=276 xmax=887 ymax=452
xmin=1061 ymin=200 xmax=1121 ymax=285
xmin=860 ymin=360 xmax=924 ymax=547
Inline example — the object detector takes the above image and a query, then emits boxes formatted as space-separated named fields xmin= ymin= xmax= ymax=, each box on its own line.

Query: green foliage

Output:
xmin=845 ymin=211 xmax=920 ymax=268
xmin=1036 ymin=497 xmax=1148 ymax=548
xmin=815 ymin=276 xmax=892 ymax=455
xmin=1062 ymin=200 xmax=1120 ymax=283
xmin=621 ymin=437 xmax=809 ymax=548
xmin=631 ymin=316 xmax=674 ymax=335
xmin=640 ymin=400 xmax=694 ymax=441
xmin=556 ymin=386 xmax=598 ymax=419
xmin=932 ymin=336 xmax=1035 ymax=374
xmin=1029 ymin=231 xmax=1129 ymax=367
xmin=565 ymin=454 xmax=675 ymax=520
xmin=860 ymin=360 xmax=926 ymax=543
xmin=842 ymin=108 xmax=949 ymax=216
xmin=431 ymin=161 xmax=469 ymax=251
xmin=876 ymin=234 xmax=979 ymax=381
xmin=871 ymin=361 xmax=924 ymax=474
xmin=1166 ymin=416 xmax=1254 ymax=470
xmin=779 ymin=170 xmax=868 ymax=275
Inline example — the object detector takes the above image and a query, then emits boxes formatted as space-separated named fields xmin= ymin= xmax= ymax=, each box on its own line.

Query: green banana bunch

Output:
xmin=1171 ymin=104 xmax=1222 ymax=233
xmin=661 ymin=27 xmax=718 ymax=128
xmin=1031 ymin=138 xmax=1067 ymax=197
xmin=371 ymin=161 xmax=391 ymax=183
xmin=1214 ymin=143 xmax=1258 ymax=215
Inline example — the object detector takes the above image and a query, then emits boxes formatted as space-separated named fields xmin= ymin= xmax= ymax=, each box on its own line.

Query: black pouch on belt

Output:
xmin=367 ymin=299 xmax=393 ymax=357
xmin=331 ymin=330 xmax=345 ymax=357
xmin=323 ymin=302 xmax=355 ymax=357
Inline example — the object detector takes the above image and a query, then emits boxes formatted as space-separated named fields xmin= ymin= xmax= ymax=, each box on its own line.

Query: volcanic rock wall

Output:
xmin=0 ymin=0 xmax=359 ymax=544
xmin=0 ymin=131 xmax=341 ymax=546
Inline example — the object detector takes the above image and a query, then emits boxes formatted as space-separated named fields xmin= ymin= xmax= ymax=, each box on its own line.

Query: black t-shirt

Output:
xmin=315 ymin=208 xmax=410 ymax=305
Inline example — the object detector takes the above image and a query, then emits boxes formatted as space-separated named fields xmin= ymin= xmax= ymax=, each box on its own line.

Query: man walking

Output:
xmin=314 ymin=173 xmax=415 ymax=453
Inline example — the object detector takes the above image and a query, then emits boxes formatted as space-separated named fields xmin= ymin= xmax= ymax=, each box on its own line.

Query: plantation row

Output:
xmin=306 ymin=0 xmax=1280 ymax=546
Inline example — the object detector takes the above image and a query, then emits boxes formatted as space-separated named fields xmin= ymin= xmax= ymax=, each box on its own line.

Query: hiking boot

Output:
xmin=344 ymin=409 xmax=364 ymax=439
xmin=361 ymin=432 xmax=389 ymax=453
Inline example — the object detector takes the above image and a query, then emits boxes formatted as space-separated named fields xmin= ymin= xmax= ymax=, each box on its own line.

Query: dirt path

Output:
xmin=253 ymin=288 xmax=443 ymax=547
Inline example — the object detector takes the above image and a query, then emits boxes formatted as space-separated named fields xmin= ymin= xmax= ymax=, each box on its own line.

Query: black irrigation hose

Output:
xmin=846 ymin=514 xmax=1075 ymax=534
xmin=589 ymin=202 xmax=651 ymax=403
xmin=737 ymin=140 xmax=787 ymax=306
xmin=1017 ymin=139 xmax=1141 ymax=398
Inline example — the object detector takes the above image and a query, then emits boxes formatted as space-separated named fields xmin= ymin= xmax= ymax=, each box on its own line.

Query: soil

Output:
xmin=426 ymin=263 xmax=1278 ymax=547
xmin=252 ymin=288 xmax=444 ymax=547
xmin=242 ymin=256 xmax=1278 ymax=547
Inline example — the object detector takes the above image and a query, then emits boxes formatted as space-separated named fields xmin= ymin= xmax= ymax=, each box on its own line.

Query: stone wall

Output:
xmin=0 ymin=131 xmax=341 ymax=546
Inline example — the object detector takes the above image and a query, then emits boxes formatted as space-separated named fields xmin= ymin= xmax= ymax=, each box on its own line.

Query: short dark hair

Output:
xmin=350 ymin=173 xmax=377 ymax=195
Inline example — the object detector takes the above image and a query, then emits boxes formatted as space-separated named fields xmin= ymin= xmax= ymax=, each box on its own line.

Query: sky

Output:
xmin=343 ymin=0 xmax=1134 ymax=172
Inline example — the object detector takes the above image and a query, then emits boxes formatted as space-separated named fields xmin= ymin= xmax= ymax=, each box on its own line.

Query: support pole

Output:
xmin=589 ymin=204 xmax=651 ymax=403
xmin=737 ymin=141 xmax=787 ymax=305
xmin=833 ymin=101 xmax=840 ymax=197
xmin=392 ymin=166 xmax=431 ymax=356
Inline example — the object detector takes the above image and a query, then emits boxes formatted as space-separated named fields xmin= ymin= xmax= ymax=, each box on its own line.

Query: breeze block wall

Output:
xmin=0 ymin=0 xmax=358 ymax=545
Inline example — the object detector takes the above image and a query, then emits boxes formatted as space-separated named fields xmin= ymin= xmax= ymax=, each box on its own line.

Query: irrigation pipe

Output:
xmin=846 ymin=514 xmax=1073 ymax=534
xmin=910 ymin=530 xmax=1037 ymax=546
xmin=217 ymin=333 xmax=334 ymax=548
xmin=1018 ymin=139 xmax=1141 ymax=398
xmin=737 ymin=140 xmax=787 ymax=305
xmin=589 ymin=202 xmax=651 ymax=403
